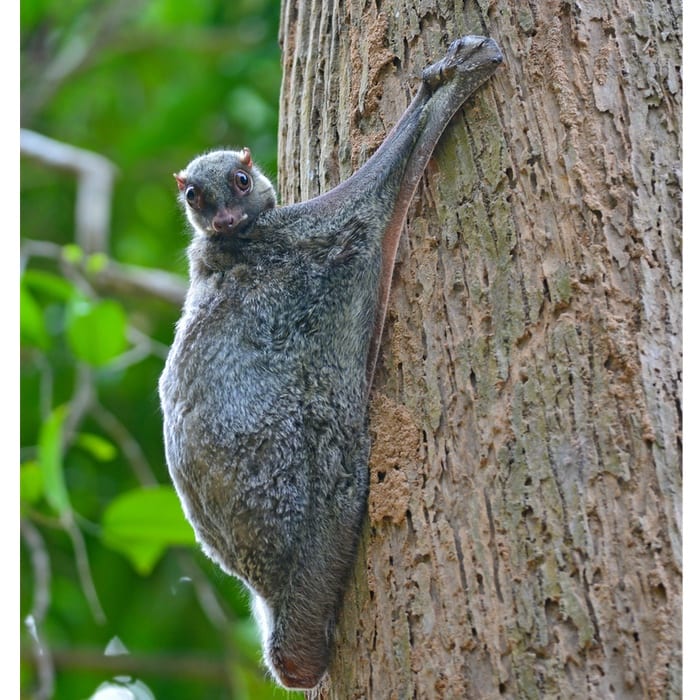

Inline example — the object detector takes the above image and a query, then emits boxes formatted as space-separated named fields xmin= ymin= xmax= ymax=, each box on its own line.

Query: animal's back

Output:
xmin=159 ymin=235 xmax=371 ymax=590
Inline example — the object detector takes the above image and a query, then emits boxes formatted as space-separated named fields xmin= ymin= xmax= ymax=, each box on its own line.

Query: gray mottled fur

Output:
xmin=159 ymin=36 xmax=502 ymax=689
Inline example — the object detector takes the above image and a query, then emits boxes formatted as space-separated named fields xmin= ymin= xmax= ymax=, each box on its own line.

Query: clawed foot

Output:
xmin=423 ymin=35 xmax=503 ymax=91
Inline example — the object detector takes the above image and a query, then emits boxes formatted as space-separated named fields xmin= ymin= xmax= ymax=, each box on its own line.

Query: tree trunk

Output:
xmin=277 ymin=1 xmax=681 ymax=698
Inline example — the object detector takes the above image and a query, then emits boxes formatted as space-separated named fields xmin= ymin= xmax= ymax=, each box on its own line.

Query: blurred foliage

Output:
xmin=19 ymin=0 xmax=299 ymax=698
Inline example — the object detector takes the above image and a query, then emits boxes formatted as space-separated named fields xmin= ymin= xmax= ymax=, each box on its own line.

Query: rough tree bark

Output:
xmin=277 ymin=1 xmax=681 ymax=698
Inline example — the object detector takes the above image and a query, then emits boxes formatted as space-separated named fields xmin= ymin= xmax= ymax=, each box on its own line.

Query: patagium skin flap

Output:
xmin=159 ymin=35 xmax=502 ymax=690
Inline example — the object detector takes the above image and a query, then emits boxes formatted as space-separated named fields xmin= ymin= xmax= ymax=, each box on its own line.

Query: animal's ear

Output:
xmin=174 ymin=172 xmax=187 ymax=191
xmin=240 ymin=147 xmax=253 ymax=168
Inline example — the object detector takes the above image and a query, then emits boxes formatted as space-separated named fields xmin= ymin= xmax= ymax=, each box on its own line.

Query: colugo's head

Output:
xmin=174 ymin=148 xmax=276 ymax=237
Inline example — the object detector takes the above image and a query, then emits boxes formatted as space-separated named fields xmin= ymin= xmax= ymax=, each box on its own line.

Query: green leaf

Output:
xmin=20 ymin=284 xmax=50 ymax=350
xmin=75 ymin=433 xmax=118 ymax=462
xmin=20 ymin=461 xmax=44 ymax=506
xmin=38 ymin=406 xmax=71 ymax=516
xmin=101 ymin=486 xmax=196 ymax=575
xmin=22 ymin=269 xmax=75 ymax=302
xmin=66 ymin=298 xmax=128 ymax=366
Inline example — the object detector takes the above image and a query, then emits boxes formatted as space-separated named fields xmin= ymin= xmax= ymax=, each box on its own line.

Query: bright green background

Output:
xmin=20 ymin=1 xmax=298 ymax=698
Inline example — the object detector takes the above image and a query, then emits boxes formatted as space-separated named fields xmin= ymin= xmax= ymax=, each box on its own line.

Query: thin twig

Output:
xmin=62 ymin=364 xmax=94 ymax=448
xmin=50 ymin=364 xmax=107 ymax=625
xmin=90 ymin=402 xmax=159 ymax=487
xmin=64 ymin=513 xmax=107 ymax=625
xmin=21 ymin=519 xmax=55 ymax=700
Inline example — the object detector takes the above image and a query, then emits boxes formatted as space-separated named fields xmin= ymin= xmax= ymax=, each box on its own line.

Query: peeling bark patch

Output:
xmin=368 ymin=394 xmax=420 ymax=525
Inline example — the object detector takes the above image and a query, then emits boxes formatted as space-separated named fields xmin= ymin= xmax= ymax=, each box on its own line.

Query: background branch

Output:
xmin=21 ymin=130 xmax=117 ymax=255
xmin=22 ymin=645 xmax=229 ymax=683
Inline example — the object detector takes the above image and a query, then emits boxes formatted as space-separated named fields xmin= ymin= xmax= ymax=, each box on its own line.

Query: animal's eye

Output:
xmin=184 ymin=184 xmax=202 ymax=209
xmin=233 ymin=170 xmax=251 ymax=193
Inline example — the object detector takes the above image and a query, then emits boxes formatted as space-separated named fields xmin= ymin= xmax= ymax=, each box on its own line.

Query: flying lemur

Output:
xmin=159 ymin=35 xmax=502 ymax=690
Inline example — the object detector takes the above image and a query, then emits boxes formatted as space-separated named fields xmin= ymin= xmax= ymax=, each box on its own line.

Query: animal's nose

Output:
xmin=213 ymin=213 xmax=236 ymax=232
